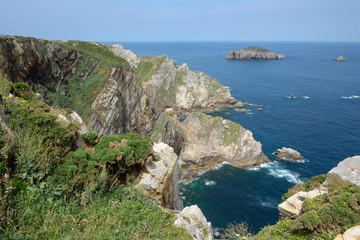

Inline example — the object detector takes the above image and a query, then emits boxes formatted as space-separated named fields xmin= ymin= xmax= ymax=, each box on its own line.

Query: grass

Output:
xmin=0 ymin=96 xmax=191 ymax=240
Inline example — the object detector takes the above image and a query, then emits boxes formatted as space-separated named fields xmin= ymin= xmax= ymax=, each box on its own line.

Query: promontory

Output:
xmin=225 ymin=47 xmax=284 ymax=60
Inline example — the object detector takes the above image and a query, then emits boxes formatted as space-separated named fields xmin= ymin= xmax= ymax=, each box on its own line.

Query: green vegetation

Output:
xmin=135 ymin=55 xmax=167 ymax=83
xmin=63 ymin=41 xmax=129 ymax=68
xmin=221 ymin=176 xmax=360 ymax=240
xmin=282 ymin=174 xmax=327 ymax=201
xmin=0 ymin=95 xmax=191 ymax=239
xmin=81 ymin=131 xmax=98 ymax=146
xmin=0 ymin=70 xmax=13 ymax=95
xmin=238 ymin=47 xmax=271 ymax=52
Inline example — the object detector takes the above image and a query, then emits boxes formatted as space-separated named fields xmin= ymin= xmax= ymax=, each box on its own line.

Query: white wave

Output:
xmin=352 ymin=95 xmax=360 ymax=99
xmin=342 ymin=96 xmax=353 ymax=99
xmin=246 ymin=112 xmax=253 ymax=115
xmin=267 ymin=166 xmax=303 ymax=184
xmin=249 ymin=162 xmax=303 ymax=184
xmin=260 ymin=201 xmax=277 ymax=209
xmin=205 ymin=180 xmax=216 ymax=186
xmin=303 ymin=96 xmax=311 ymax=99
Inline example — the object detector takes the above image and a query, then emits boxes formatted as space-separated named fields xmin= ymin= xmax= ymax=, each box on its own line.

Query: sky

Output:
xmin=0 ymin=0 xmax=359 ymax=42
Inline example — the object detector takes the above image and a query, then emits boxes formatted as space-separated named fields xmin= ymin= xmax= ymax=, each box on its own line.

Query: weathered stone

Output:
xmin=275 ymin=147 xmax=303 ymax=161
xmin=107 ymin=44 xmax=140 ymax=68
xmin=179 ymin=112 xmax=269 ymax=177
xmin=137 ymin=142 xmax=183 ymax=210
xmin=343 ymin=225 xmax=360 ymax=240
xmin=174 ymin=205 xmax=213 ymax=240
xmin=323 ymin=156 xmax=360 ymax=188
xmin=226 ymin=47 xmax=284 ymax=60
xmin=278 ymin=189 xmax=327 ymax=219
xmin=333 ymin=56 xmax=348 ymax=61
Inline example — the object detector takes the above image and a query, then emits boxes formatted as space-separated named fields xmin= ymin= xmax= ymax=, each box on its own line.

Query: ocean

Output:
xmin=104 ymin=41 xmax=360 ymax=233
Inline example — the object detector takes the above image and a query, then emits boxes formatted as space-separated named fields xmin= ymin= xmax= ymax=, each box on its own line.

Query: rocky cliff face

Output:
xmin=109 ymin=45 xmax=241 ymax=111
xmin=179 ymin=112 xmax=269 ymax=178
xmin=138 ymin=142 xmax=183 ymax=210
xmin=226 ymin=47 xmax=284 ymax=60
xmin=0 ymin=37 xmax=184 ymax=154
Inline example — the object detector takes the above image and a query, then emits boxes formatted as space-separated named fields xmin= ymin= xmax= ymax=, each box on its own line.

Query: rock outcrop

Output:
xmin=333 ymin=56 xmax=348 ymax=61
xmin=109 ymin=46 xmax=241 ymax=111
xmin=107 ymin=44 xmax=140 ymax=68
xmin=0 ymin=37 xmax=184 ymax=154
xmin=226 ymin=47 xmax=284 ymax=60
xmin=323 ymin=156 xmax=360 ymax=188
xmin=275 ymin=147 xmax=303 ymax=161
xmin=174 ymin=205 xmax=213 ymax=240
xmin=138 ymin=142 xmax=183 ymax=210
xmin=278 ymin=189 xmax=327 ymax=219
xmin=179 ymin=112 xmax=269 ymax=178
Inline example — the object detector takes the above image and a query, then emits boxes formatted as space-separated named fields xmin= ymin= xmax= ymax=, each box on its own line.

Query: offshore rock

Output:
xmin=174 ymin=205 xmax=213 ymax=240
xmin=226 ymin=47 xmax=284 ymax=60
xmin=323 ymin=156 xmax=360 ymax=188
xmin=179 ymin=112 xmax=269 ymax=177
xmin=333 ymin=56 xmax=348 ymax=61
xmin=137 ymin=142 xmax=183 ymax=210
xmin=275 ymin=147 xmax=303 ymax=161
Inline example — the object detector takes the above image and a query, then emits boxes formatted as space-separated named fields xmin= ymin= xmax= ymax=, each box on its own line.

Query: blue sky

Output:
xmin=0 ymin=0 xmax=359 ymax=41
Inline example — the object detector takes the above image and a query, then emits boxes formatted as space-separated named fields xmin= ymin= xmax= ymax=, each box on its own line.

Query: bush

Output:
xmin=283 ymin=174 xmax=327 ymax=201
xmin=81 ymin=131 xmax=98 ymax=146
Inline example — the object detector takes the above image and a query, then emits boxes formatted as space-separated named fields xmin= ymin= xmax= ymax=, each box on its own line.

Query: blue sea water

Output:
xmin=105 ymin=41 xmax=360 ymax=233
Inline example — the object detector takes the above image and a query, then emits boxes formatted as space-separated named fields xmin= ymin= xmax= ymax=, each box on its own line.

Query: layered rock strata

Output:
xmin=0 ymin=37 xmax=184 ymax=154
xmin=138 ymin=142 xmax=183 ymax=210
xmin=109 ymin=45 xmax=242 ymax=111
xmin=226 ymin=47 xmax=284 ymax=60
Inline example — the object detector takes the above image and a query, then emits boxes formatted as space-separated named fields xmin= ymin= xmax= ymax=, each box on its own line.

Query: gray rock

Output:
xmin=323 ymin=156 xmax=360 ymax=188
xmin=275 ymin=147 xmax=303 ymax=161
xmin=137 ymin=142 xmax=183 ymax=210
xmin=333 ymin=56 xmax=348 ymax=61
xmin=226 ymin=47 xmax=284 ymax=60
xmin=174 ymin=205 xmax=213 ymax=240
xmin=179 ymin=112 xmax=269 ymax=176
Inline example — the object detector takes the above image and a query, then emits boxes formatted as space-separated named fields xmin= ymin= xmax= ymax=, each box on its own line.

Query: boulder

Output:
xmin=275 ymin=147 xmax=303 ymax=161
xmin=278 ymin=189 xmax=327 ymax=219
xmin=333 ymin=56 xmax=348 ymax=61
xmin=323 ymin=156 xmax=360 ymax=188
xmin=174 ymin=205 xmax=213 ymax=240
xmin=335 ymin=225 xmax=360 ymax=240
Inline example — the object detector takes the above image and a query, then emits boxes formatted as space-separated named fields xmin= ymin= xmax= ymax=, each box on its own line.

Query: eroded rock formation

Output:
xmin=226 ymin=47 xmax=284 ymax=60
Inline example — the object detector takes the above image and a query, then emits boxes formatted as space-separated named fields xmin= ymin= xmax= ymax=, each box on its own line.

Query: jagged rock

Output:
xmin=275 ymin=147 xmax=303 ymax=161
xmin=133 ymin=54 xmax=240 ymax=111
xmin=257 ymin=108 xmax=263 ymax=111
xmin=278 ymin=189 xmax=327 ymax=219
xmin=107 ymin=44 xmax=140 ymax=68
xmin=323 ymin=156 xmax=360 ymax=188
xmin=174 ymin=205 xmax=213 ymax=240
xmin=137 ymin=142 xmax=183 ymax=210
xmin=179 ymin=112 xmax=269 ymax=176
xmin=333 ymin=56 xmax=348 ymax=61
xmin=226 ymin=47 xmax=284 ymax=60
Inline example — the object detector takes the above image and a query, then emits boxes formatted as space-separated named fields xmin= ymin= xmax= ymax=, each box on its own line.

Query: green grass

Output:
xmin=3 ymin=187 xmax=191 ymax=240
xmin=134 ymin=55 xmax=167 ymax=83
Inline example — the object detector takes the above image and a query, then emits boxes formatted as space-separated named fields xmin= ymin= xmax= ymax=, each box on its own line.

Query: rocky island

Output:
xmin=333 ymin=56 xmax=348 ymax=61
xmin=225 ymin=47 xmax=285 ymax=60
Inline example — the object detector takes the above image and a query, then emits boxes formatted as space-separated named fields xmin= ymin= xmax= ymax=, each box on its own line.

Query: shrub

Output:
xmin=283 ymin=174 xmax=327 ymax=201
xmin=81 ymin=131 xmax=98 ymax=146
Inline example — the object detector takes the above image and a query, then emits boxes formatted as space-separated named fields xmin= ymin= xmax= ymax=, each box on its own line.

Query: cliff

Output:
xmin=0 ymin=37 xmax=184 ymax=154
xmin=109 ymin=44 xmax=242 ymax=111
xmin=226 ymin=47 xmax=285 ymax=60
xmin=178 ymin=112 xmax=269 ymax=179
